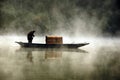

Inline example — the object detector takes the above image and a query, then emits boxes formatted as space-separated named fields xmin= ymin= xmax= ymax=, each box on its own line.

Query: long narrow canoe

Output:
xmin=16 ymin=42 xmax=89 ymax=48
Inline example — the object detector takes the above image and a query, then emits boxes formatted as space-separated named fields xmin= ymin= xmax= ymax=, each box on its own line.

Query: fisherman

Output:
xmin=27 ymin=30 xmax=35 ymax=43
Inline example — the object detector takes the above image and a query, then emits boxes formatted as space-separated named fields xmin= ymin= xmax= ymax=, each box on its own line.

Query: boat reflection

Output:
xmin=16 ymin=48 xmax=88 ymax=53
xmin=16 ymin=48 xmax=88 ymax=62
xmin=45 ymin=50 xmax=62 ymax=59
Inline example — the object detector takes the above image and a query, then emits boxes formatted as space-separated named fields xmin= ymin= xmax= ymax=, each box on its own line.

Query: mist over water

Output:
xmin=0 ymin=0 xmax=120 ymax=80
xmin=0 ymin=36 xmax=120 ymax=80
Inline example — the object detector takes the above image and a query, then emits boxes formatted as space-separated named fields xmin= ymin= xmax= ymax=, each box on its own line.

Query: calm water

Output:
xmin=0 ymin=36 xmax=120 ymax=80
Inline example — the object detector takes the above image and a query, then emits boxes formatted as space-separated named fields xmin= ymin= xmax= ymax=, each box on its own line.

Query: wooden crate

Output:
xmin=46 ymin=36 xmax=63 ymax=44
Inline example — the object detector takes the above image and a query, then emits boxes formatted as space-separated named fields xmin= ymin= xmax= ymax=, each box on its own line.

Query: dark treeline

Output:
xmin=0 ymin=0 xmax=120 ymax=36
xmin=0 ymin=0 xmax=5 ymax=29
xmin=103 ymin=0 xmax=120 ymax=36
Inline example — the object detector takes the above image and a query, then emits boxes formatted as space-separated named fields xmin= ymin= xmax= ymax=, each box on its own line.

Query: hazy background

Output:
xmin=0 ymin=0 xmax=120 ymax=37
xmin=0 ymin=1 xmax=120 ymax=80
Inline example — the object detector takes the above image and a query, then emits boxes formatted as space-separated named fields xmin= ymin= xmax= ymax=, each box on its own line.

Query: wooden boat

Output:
xmin=16 ymin=36 xmax=89 ymax=48
xmin=16 ymin=42 xmax=89 ymax=48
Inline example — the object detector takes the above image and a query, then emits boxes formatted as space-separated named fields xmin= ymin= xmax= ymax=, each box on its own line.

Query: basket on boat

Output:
xmin=46 ymin=36 xmax=63 ymax=44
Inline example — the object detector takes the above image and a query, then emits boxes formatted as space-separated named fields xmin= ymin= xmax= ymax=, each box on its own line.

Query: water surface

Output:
xmin=0 ymin=36 xmax=120 ymax=80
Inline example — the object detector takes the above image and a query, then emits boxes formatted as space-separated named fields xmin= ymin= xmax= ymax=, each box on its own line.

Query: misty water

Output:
xmin=0 ymin=36 xmax=120 ymax=80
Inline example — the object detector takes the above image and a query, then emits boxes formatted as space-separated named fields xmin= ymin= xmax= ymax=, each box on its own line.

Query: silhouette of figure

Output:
xmin=27 ymin=30 xmax=35 ymax=43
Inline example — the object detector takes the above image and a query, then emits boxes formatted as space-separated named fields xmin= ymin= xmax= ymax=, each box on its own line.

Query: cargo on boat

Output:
xmin=45 ymin=36 xmax=63 ymax=44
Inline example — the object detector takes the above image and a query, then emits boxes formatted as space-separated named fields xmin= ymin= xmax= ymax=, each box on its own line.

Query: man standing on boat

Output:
xmin=27 ymin=30 xmax=35 ymax=43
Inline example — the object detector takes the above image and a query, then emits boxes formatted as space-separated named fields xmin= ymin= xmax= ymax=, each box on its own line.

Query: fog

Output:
xmin=0 ymin=0 xmax=119 ymax=36
xmin=0 ymin=35 xmax=120 ymax=80
xmin=0 ymin=0 xmax=120 ymax=80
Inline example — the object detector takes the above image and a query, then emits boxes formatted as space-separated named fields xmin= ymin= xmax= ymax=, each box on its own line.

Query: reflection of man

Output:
xmin=27 ymin=30 xmax=35 ymax=43
xmin=27 ymin=51 xmax=33 ymax=62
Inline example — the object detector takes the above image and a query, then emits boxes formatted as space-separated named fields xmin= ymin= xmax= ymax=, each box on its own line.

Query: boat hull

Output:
xmin=16 ymin=42 xmax=89 ymax=48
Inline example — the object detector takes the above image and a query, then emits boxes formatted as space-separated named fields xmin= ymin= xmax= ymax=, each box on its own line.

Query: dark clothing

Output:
xmin=27 ymin=31 xmax=35 ymax=43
